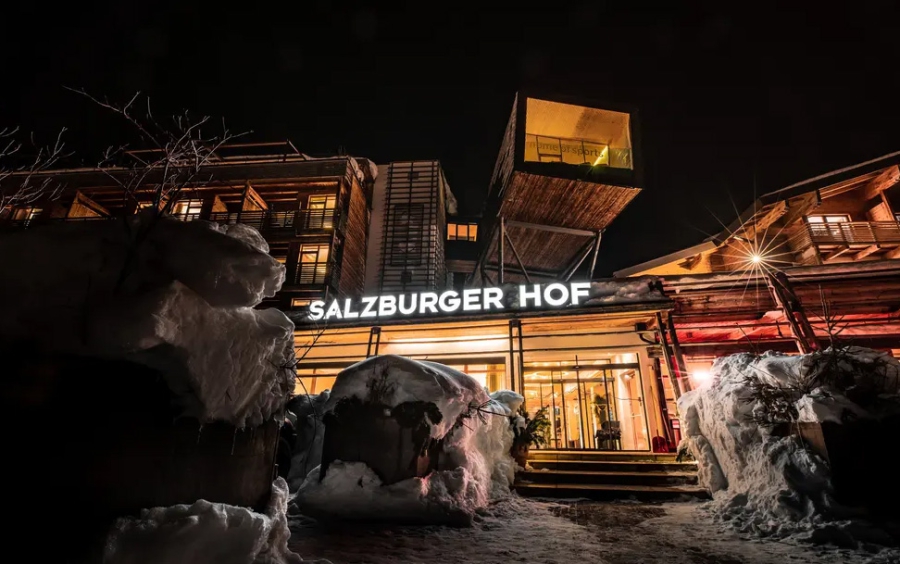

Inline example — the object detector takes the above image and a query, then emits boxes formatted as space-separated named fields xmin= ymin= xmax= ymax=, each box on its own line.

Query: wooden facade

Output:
xmin=619 ymin=155 xmax=900 ymax=279
xmin=474 ymin=91 xmax=643 ymax=285
xmin=615 ymin=153 xmax=900 ymax=383
xmin=0 ymin=143 xmax=377 ymax=310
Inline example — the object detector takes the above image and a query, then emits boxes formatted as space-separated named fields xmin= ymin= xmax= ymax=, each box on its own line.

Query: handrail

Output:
xmin=805 ymin=221 xmax=900 ymax=245
xmin=0 ymin=207 xmax=341 ymax=233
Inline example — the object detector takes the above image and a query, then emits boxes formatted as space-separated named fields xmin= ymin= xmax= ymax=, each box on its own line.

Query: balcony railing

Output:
xmin=803 ymin=221 xmax=900 ymax=246
xmin=207 ymin=209 xmax=339 ymax=232
xmin=292 ymin=258 xmax=339 ymax=286
xmin=1 ymin=208 xmax=342 ymax=236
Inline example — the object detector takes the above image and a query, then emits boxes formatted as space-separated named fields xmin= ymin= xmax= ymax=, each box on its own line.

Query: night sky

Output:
xmin=4 ymin=2 xmax=900 ymax=275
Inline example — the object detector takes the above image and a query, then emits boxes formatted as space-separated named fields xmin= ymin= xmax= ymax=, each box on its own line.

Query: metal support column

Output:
xmin=499 ymin=216 xmax=505 ymax=284
xmin=655 ymin=312 xmax=683 ymax=400
xmin=563 ymin=239 xmax=595 ymax=281
xmin=504 ymin=229 xmax=532 ymax=284
xmin=666 ymin=311 xmax=690 ymax=393
xmin=587 ymin=230 xmax=603 ymax=280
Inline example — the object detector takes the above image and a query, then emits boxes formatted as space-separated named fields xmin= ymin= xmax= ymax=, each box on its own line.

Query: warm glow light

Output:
xmin=751 ymin=254 xmax=762 ymax=264
xmin=692 ymin=370 xmax=712 ymax=384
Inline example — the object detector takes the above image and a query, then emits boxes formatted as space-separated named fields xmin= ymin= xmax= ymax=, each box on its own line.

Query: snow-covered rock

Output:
xmin=679 ymin=348 xmax=900 ymax=542
xmin=286 ymin=391 xmax=331 ymax=491
xmin=103 ymin=478 xmax=318 ymax=564
xmin=0 ymin=212 xmax=295 ymax=427
xmin=293 ymin=356 xmax=523 ymax=524
xmin=322 ymin=355 xmax=490 ymax=439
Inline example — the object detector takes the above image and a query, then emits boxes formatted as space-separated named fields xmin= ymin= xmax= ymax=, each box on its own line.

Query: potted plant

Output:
xmin=511 ymin=405 xmax=550 ymax=468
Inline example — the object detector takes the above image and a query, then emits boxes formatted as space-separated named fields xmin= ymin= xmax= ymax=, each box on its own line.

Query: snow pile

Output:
xmin=293 ymin=356 xmax=523 ymax=525
xmin=0 ymin=212 xmax=295 ymax=427
xmin=286 ymin=391 xmax=331 ymax=491
xmin=679 ymin=347 xmax=900 ymax=542
xmin=585 ymin=277 xmax=665 ymax=304
xmin=103 ymin=478 xmax=320 ymax=564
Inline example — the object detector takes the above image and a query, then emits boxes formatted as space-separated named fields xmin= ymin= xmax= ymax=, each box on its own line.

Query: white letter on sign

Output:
xmin=543 ymin=283 xmax=569 ymax=306
xmin=325 ymin=300 xmax=343 ymax=319
xmin=420 ymin=292 xmax=439 ymax=314
xmin=570 ymin=282 xmax=591 ymax=305
xmin=379 ymin=295 xmax=397 ymax=316
xmin=462 ymin=288 xmax=481 ymax=311
xmin=439 ymin=290 xmax=461 ymax=312
xmin=308 ymin=301 xmax=325 ymax=321
xmin=343 ymin=298 xmax=359 ymax=319
xmin=483 ymin=287 xmax=505 ymax=310
xmin=519 ymin=284 xmax=541 ymax=307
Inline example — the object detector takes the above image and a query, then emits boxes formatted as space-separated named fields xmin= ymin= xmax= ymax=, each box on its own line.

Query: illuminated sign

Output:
xmin=307 ymin=282 xmax=593 ymax=321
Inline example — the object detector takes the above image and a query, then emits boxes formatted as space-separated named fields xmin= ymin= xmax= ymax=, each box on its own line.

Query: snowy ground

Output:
xmin=288 ymin=497 xmax=899 ymax=564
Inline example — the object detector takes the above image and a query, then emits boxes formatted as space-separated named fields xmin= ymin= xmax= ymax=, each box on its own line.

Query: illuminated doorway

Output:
xmin=522 ymin=355 xmax=649 ymax=451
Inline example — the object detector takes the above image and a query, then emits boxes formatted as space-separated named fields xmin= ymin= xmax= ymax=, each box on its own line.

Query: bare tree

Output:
xmin=67 ymin=89 xmax=247 ymax=214
xmin=65 ymin=89 xmax=249 ymax=290
xmin=0 ymin=126 xmax=69 ymax=211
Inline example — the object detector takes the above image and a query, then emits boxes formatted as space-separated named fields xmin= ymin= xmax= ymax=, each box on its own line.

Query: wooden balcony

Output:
xmin=207 ymin=209 xmax=342 ymax=234
xmin=790 ymin=221 xmax=900 ymax=262
xmin=1 ymin=208 xmax=342 ymax=235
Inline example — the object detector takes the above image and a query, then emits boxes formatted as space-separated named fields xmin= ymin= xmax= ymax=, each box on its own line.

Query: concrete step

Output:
xmin=529 ymin=459 xmax=697 ymax=474
xmin=519 ymin=469 xmax=699 ymax=487
xmin=529 ymin=450 xmax=680 ymax=463
xmin=513 ymin=482 xmax=710 ymax=501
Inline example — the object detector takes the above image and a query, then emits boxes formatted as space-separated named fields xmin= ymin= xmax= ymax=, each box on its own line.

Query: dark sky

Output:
xmin=4 ymin=2 xmax=900 ymax=275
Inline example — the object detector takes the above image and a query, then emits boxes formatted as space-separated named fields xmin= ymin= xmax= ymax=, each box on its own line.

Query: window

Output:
xmin=807 ymin=214 xmax=850 ymax=239
xmin=291 ymin=298 xmax=313 ymax=309
xmin=297 ymin=244 xmax=329 ymax=284
xmin=171 ymin=200 xmax=203 ymax=221
xmin=11 ymin=206 xmax=43 ymax=225
xmin=448 ymin=223 xmax=477 ymax=241
xmin=307 ymin=195 xmax=336 ymax=229
xmin=389 ymin=203 xmax=425 ymax=266
xmin=136 ymin=201 xmax=156 ymax=212
xmin=806 ymin=214 xmax=850 ymax=224
xmin=390 ymin=241 xmax=422 ymax=266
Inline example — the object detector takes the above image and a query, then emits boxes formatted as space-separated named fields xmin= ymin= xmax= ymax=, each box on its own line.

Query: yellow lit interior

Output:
xmin=524 ymin=97 xmax=632 ymax=169
xmin=292 ymin=315 xmax=655 ymax=451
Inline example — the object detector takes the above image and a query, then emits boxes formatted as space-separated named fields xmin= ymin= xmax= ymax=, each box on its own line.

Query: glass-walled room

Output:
xmin=523 ymin=97 xmax=633 ymax=170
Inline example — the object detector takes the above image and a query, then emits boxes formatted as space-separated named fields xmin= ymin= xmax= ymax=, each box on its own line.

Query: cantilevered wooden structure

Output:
xmin=472 ymin=91 xmax=644 ymax=285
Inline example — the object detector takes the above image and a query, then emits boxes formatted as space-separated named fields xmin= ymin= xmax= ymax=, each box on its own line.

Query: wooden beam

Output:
xmin=884 ymin=245 xmax=900 ymax=260
xmin=737 ymin=201 xmax=787 ymax=241
xmin=823 ymin=245 xmax=850 ymax=262
xmin=505 ymin=219 xmax=595 ymax=237
xmin=242 ymin=183 xmax=268 ymax=211
xmin=853 ymin=244 xmax=880 ymax=261
xmin=863 ymin=165 xmax=900 ymax=200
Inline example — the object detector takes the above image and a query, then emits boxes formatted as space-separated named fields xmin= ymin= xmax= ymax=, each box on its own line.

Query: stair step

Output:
xmin=529 ymin=459 xmax=697 ymax=473
xmin=529 ymin=450 xmax=681 ymax=462
xmin=514 ymin=482 xmax=710 ymax=501
xmin=519 ymin=469 xmax=698 ymax=487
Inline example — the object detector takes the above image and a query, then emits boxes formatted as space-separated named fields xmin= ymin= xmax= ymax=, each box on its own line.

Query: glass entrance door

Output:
xmin=522 ymin=357 xmax=649 ymax=451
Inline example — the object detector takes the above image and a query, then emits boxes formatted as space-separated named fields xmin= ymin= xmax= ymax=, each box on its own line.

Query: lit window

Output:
xmin=291 ymin=298 xmax=313 ymax=308
xmin=307 ymin=195 xmax=336 ymax=229
xmin=172 ymin=200 xmax=203 ymax=220
xmin=448 ymin=223 xmax=477 ymax=241
xmin=308 ymin=195 xmax=336 ymax=209
xmin=807 ymin=214 xmax=849 ymax=224
xmin=11 ymin=206 xmax=42 ymax=225
xmin=297 ymin=244 xmax=329 ymax=284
